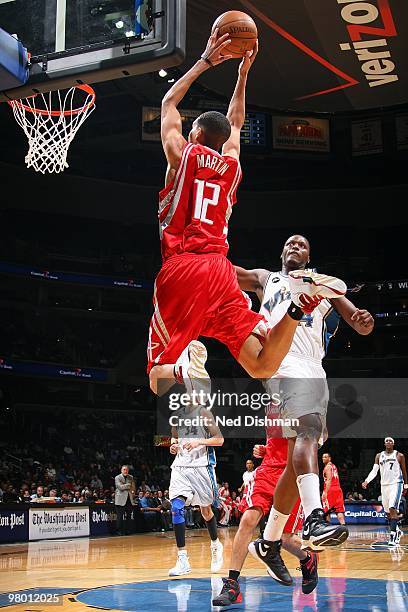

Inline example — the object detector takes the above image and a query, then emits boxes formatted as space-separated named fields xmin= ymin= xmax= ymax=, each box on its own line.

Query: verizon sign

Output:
xmin=337 ymin=0 xmax=398 ymax=88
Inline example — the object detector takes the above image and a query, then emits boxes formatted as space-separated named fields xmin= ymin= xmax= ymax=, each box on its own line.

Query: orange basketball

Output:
xmin=212 ymin=11 xmax=257 ymax=58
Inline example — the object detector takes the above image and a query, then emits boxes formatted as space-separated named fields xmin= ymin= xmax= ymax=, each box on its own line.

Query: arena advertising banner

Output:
xmin=0 ymin=509 xmax=28 ymax=543
xmin=187 ymin=0 xmax=407 ymax=111
xmin=330 ymin=504 xmax=387 ymax=524
xmin=90 ymin=507 xmax=117 ymax=537
xmin=0 ymin=358 xmax=108 ymax=382
xmin=352 ymin=119 xmax=383 ymax=155
xmin=272 ymin=116 xmax=330 ymax=152
xmin=28 ymin=508 xmax=90 ymax=541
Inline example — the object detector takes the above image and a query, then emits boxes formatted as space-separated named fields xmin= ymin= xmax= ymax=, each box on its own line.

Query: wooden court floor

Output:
xmin=0 ymin=525 xmax=407 ymax=611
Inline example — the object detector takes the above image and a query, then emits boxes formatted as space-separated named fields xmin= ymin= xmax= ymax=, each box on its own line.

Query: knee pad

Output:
xmin=171 ymin=497 xmax=185 ymax=524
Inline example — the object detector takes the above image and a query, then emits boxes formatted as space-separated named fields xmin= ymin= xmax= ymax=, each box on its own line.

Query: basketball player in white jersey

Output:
xmin=168 ymin=403 xmax=224 ymax=575
xmin=362 ymin=437 xmax=407 ymax=546
xmin=236 ymin=235 xmax=374 ymax=580
xmin=239 ymin=459 xmax=255 ymax=494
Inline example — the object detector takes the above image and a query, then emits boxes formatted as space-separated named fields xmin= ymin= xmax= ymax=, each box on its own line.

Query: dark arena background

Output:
xmin=0 ymin=1 xmax=408 ymax=611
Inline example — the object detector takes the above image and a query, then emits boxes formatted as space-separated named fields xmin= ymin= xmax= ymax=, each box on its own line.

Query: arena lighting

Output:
xmin=115 ymin=20 xmax=124 ymax=28
xmin=167 ymin=78 xmax=175 ymax=83
xmin=159 ymin=69 xmax=168 ymax=77
xmin=125 ymin=30 xmax=135 ymax=37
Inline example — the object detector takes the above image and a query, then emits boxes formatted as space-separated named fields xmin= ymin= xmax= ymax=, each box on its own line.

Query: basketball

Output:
xmin=212 ymin=11 xmax=257 ymax=58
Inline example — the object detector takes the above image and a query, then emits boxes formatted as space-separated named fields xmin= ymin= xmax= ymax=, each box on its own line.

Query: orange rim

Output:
xmin=8 ymin=84 xmax=96 ymax=117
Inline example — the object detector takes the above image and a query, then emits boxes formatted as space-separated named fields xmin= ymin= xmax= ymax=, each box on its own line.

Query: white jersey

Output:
xmin=242 ymin=470 xmax=254 ymax=486
xmin=260 ymin=271 xmax=340 ymax=368
xmin=171 ymin=405 xmax=216 ymax=468
xmin=379 ymin=450 xmax=403 ymax=485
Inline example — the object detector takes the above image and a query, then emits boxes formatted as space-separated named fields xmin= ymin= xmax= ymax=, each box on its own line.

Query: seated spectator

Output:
xmin=159 ymin=490 xmax=172 ymax=531
xmin=139 ymin=491 xmax=160 ymax=531
xmin=31 ymin=486 xmax=45 ymax=502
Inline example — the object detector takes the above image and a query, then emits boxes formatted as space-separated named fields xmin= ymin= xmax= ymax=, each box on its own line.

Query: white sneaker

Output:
xmin=387 ymin=534 xmax=398 ymax=547
xmin=288 ymin=270 xmax=347 ymax=313
xmin=210 ymin=539 xmax=224 ymax=573
xmin=174 ymin=340 xmax=211 ymax=405
xmin=396 ymin=526 xmax=403 ymax=544
xmin=169 ymin=552 xmax=191 ymax=576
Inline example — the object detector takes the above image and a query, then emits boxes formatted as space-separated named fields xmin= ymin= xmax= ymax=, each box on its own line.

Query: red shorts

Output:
xmin=323 ymin=488 xmax=345 ymax=514
xmin=147 ymin=253 xmax=265 ymax=373
xmin=238 ymin=464 xmax=303 ymax=534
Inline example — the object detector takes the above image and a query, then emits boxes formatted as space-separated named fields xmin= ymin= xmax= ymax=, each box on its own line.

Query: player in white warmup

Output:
xmin=236 ymin=234 xmax=374 ymax=582
xmin=362 ymin=437 xmax=407 ymax=546
xmin=168 ymin=403 xmax=224 ymax=575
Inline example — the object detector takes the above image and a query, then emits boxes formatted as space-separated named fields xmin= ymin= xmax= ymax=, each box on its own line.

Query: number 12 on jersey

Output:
xmin=193 ymin=179 xmax=220 ymax=225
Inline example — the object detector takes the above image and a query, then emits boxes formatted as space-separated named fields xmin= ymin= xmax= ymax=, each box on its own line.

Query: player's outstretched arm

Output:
xmin=161 ymin=30 xmax=233 ymax=171
xmin=362 ymin=453 xmax=380 ymax=488
xmin=331 ymin=296 xmax=374 ymax=336
xmin=235 ymin=266 xmax=269 ymax=294
xmin=222 ymin=40 xmax=258 ymax=159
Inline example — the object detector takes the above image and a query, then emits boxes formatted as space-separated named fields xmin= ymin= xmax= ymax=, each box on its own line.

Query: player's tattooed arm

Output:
xmin=161 ymin=30 xmax=232 ymax=172
xmin=234 ymin=266 xmax=270 ymax=295
xmin=330 ymin=296 xmax=374 ymax=336
xmin=182 ymin=408 xmax=224 ymax=450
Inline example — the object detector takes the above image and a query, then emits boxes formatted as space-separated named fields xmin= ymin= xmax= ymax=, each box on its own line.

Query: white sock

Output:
xmin=178 ymin=549 xmax=188 ymax=556
xmin=264 ymin=507 xmax=290 ymax=542
xmin=210 ymin=538 xmax=220 ymax=547
xmin=297 ymin=473 xmax=322 ymax=518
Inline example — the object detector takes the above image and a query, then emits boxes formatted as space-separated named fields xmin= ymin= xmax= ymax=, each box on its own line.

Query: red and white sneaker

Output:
xmin=288 ymin=270 xmax=346 ymax=314
xmin=174 ymin=340 xmax=211 ymax=405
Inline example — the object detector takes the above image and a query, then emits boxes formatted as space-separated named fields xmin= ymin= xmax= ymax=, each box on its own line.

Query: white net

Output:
xmin=9 ymin=85 xmax=96 ymax=174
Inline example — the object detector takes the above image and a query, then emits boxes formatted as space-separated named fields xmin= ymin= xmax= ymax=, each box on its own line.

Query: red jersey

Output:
xmin=159 ymin=143 xmax=242 ymax=262
xmin=323 ymin=462 xmax=341 ymax=491
xmin=259 ymin=402 xmax=288 ymax=469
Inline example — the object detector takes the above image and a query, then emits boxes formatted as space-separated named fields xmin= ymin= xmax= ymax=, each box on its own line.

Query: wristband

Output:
xmin=287 ymin=302 xmax=304 ymax=321
xmin=201 ymin=55 xmax=213 ymax=67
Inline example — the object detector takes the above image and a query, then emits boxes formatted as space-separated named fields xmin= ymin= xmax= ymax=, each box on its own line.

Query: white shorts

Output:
xmin=169 ymin=465 xmax=218 ymax=507
xmin=264 ymin=354 xmax=328 ymax=438
xmin=381 ymin=482 xmax=404 ymax=513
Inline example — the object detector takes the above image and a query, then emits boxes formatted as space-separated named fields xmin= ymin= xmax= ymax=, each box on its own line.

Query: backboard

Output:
xmin=0 ymin=0 xmax=185 ymax=101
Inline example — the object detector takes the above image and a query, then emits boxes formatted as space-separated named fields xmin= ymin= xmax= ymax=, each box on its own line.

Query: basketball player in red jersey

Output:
xmin=322 ymin=453 xmax=346 ymax=525
xmin=147 ymin=29 xmax=346 ymax=399
xmin=213 ymin=402 xmax=318 ymax=607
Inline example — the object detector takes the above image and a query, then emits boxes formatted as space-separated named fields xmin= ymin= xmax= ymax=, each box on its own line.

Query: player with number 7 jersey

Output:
xmin=147 ymin=29 xmax=347 ymax=400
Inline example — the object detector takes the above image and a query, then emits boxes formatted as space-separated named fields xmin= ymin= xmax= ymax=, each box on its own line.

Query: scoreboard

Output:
xmin=241 ymin=112 xmax=267 ymax=147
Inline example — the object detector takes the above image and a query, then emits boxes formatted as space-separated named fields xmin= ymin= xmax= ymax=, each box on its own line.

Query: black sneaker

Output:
xmin=248 ymin=538 xmax=293 ymax=586
xmin=302 ymin=508 xmax=349 ymax=551
xmin=299 ymin=551 xmax=319 ymax=594
xmin=212 ymin=578 xmax=242 ymax=607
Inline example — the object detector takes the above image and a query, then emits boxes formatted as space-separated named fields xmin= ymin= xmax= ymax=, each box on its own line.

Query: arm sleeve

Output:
xmin=365 ymin=463 xmax=380 ymax=484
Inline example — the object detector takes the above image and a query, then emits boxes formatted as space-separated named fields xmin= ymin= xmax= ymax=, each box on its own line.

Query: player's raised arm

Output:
xmin=330 ymin=296 xmax=374 ymax=336
xmin=161 ymin=30 xmax=233 ymax=173
xmin=235 ymin=265 xmax=269 ymax=293
xmin=222 ymin=40 xmax=258 ymax=160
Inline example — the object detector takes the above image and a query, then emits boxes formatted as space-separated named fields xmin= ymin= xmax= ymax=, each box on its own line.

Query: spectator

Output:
xmin=159 ymin=490 xmax=172 ymax=531
xmin=90 ymin=475 xmax=103 ymax=490
xmin=31 ymin=486 xmax=44 ymax=502
xmin=139 ymin=491 xmax=160 ymax=531
xmin=114 ymin=465 xmax=136 ymax=536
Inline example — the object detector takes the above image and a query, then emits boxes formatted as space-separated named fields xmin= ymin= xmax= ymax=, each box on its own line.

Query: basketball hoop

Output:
xmin=8 ymin=84 xmax=96 ymax=174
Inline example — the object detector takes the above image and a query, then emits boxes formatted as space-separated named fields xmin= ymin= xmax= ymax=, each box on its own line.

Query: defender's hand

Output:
xmin=361 ymin=481 xmax=368 ymax=489
xmin=170 ymin=443 xmax=179 ymax=455
xmin=201 ymin=29 xmax=233 ymax=66
xmin=351 ymin=309 xmax=374 ymax=331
